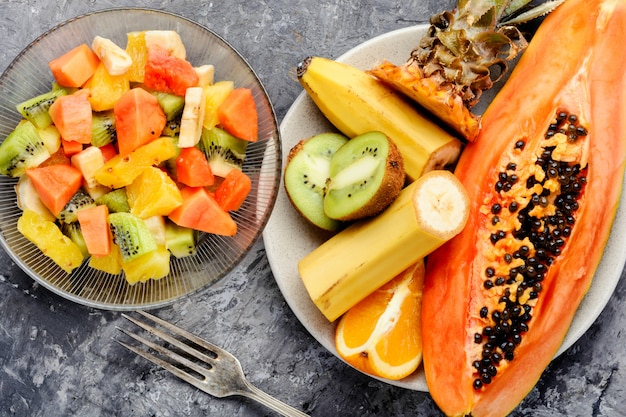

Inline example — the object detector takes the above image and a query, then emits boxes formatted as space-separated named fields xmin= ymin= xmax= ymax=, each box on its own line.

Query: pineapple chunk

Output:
xmin=203 ymin=81 xmax=234 ymax=130
xmin=89 ymin=241 xmax=123 ymax=275
xmin=122 ymin=245 xmax=171 ymax=284
xmin=17 ymin=209 xmax=84 ymax=273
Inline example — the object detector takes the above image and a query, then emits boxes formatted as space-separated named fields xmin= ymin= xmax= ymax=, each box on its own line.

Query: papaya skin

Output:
xmin=421 ymin=1 xmax=626 ymax=416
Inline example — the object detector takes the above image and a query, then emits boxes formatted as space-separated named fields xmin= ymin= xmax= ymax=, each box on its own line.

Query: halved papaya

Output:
xmin=421 ymin=1 xmax=626 ymax=416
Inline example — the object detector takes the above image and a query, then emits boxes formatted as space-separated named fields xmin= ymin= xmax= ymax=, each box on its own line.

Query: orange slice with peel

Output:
xmin=335 ymin=260 xmax=424 ymax=380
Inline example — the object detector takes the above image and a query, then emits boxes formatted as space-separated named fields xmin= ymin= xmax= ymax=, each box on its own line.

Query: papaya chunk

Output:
xmin=422 ymin=1 xmax=626 ymax=416
xmin=168 ymin=186 xmax=236 ymax=236
xmin=76 ymin=204 xmax=111 ymax=257
xmin=214 ymin=169 xmax=251 ymax=211
xmin=114 ymin=87 xmax=166 ymax=156
xmin=217 ymin=88 xmax=258 ymax=142
xmin=49 ymin=44 xmax=100 ymax=88
xmin=25 ymin=164 xmax=83 ymax=216
xmin=48 ymin=89 xmax=93 ymax=144
xmin=144 ymin=45 xmax=199 ymax=96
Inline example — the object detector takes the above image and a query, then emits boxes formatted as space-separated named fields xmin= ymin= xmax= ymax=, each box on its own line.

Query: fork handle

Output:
xmin=239 ymin=381 xmax=310 ymax=417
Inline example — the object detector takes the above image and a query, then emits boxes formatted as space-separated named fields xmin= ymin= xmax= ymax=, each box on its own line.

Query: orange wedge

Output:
xmin=335 ymin=260 xmax=424 ymax=380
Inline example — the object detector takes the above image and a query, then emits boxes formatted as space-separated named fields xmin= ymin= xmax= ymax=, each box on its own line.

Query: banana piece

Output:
xmin=297 ymin=56 xmax=463 ymax=181
xmin=91 ymin=36 xmax=132 ymax=76
xmin=144 ymin=30 xmax=187 ymax=59
xmin=299 ymin=170 xmax=469 ymax=322
xmin=195 ymin=64 xmax=215 ymax=87
xmin=178 ymin=86 xmax=206 ymax=147
xmin=70 ymin=146 xmax=110 ymax=199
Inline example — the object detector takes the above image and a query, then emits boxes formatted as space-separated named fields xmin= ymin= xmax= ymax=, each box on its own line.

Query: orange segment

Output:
xmin=335 ymin=260 xmax=424 ymax=380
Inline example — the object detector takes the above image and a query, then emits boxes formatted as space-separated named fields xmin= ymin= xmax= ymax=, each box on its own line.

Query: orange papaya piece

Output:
xmin=114 ymin=87 xmax=166 ymax=156
xmin=76 ymin=204 xmax=111 ymax=257
xmin=214 ymin=169 xmax=251 ymax=211
xmin=168 ymin=186 xmax=236 ymax=236
xmin=48 ymin=89 xmax=92 ymax=144
xmin=143 ymin=45 xmax=199 ymax=96
xmin=175 ymin=146 xmax=214 ymax=187
xmin=25 ymin=164 xmax=83 ymax=216
xmin=217 ymin=88 xmax=258 ymax=142
xmin=421 ymin=1 xmax=626 ymax=416
xmin=49 ymin=44 xmax=100 ymax=88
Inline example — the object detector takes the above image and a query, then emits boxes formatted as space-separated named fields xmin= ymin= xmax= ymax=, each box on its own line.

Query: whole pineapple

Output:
xmin=368 ymin=0 xmax=564 ymax=141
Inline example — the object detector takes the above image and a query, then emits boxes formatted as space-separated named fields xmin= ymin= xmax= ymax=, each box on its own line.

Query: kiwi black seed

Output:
xmin=323 ymin=131 xmax=405 ymax=221
xmin=284 ymin=132 xmax=349 ymax=231
xmin=0 ymin=121 xmax=50 ymax=177
xmin=91 ymin=110 xmax=117 ymax=147
xmin=199 ymin=126 xmax=248 ymax=177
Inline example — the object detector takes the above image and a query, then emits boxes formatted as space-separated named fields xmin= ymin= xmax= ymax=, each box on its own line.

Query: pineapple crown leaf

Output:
xmin=500 ymin=0 xmax=566 ymax=25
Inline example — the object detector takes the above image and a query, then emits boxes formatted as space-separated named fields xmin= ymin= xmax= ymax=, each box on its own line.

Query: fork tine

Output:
xmin=121 ymin=312 xmax=219 ymax=366
xmin=116 ymin=324 xmax=212 ymax=379
xmin=114 ymin=328 xmax=215 ymax=396
xmin=135 ymin=310 xmax=230 ymax=358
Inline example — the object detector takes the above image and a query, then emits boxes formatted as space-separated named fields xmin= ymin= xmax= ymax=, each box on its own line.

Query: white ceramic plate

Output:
xmin=263 ymin=24 xmax=626 ymax=391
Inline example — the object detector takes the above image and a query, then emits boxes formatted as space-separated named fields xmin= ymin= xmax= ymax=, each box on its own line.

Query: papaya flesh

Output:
xmin=421 ymin=1 xmax=626 ymax=416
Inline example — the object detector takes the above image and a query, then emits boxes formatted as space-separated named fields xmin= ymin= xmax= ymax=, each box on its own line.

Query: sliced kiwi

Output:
xmin=164 ymin=220 xmax=197 ymax=258
xmin=0 ymin=121 xmax=50 ymax=177
xmin=324 ymin=131 xmax=405 ymax=221
xmin=152 ymin=90 xmax=185 ymax=121
xmin=95 ymin=189 xmax=130 ymax=213
xmin=58 ymin=189 xmax=96 ymax=223
xmin=284 ymin=133 xmax=349 ymax=231
xmin=108 ymin=212 xmax=158 ymax=263
xmin=200 ymin=127 xmax=248 ymax=177
xmin=16 ymin=87 xmax=67 ymax=129
xmin=91 ymin=110 xmax=117 ymax=147
xmin=61 ymin=222 xmax=89 ymax=258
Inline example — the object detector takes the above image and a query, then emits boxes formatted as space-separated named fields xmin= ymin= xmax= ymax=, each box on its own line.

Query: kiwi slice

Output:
xmin=95 ymin=189 xmax=130 ymax=213
xmin=164 ymin=220 xmax=197 ymax=258
xmin=16 ymin=87 xmax=67 ymax=129
xmin=91 ymin=110 xmax=117 ymax=147
xmin=200 ymin=127 xmax=248 ymax=177
xmin=108 ymin=212 xmax=158 ymax=263
xmin=0 ymin=121 xmax=50 ymax=177
xmin=152 ymin=91 xmax=185 ymax=121
xmin=61 ymin=222 xmax=89 ymax=258
xmin=284 ymin=133 xmax=349 ymax=231
xmin=162 ymin=119 xmax=181 ymax=137
xmin=324 ymin=131 xmax=405 ymax=221
xmin=58 ymin=189 xmax=96 ymax=223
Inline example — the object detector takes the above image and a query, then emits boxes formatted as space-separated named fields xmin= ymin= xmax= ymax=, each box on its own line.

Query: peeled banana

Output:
xmin=178 ymin=86 xmax=206 ymax=147
xmin=297 ymin=56 xmax=463 ymax=181
xmin=91 ymin=36 xmax=132 ymax=76
xmin=298 ymin=170 xmax=469 ymax=322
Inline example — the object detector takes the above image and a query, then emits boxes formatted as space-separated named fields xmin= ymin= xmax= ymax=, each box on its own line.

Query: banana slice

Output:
xmin=178 ymin=87 xmax=206 ymax=148
xmin=195 ymin=64 xmax=215 ymax=87
xmin=91 ymin=36 xmax=132 ymax=76
xmin=299 ymin=170 xmax=469 ymax=321
xmin=144 ymin=30 xmax=186 ymax=59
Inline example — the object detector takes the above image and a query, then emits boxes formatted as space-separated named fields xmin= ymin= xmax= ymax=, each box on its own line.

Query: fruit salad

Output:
xmin=0 ymin=30 xmax=258 ymax=283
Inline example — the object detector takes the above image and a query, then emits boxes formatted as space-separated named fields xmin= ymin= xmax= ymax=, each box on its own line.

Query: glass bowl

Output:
xmin=0 ymin=8 xmax=281 ymax=310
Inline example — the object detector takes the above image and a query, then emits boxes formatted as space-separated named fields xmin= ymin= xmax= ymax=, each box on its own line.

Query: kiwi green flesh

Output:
xmin=165 ymin=220 xmax=197 ymax=258
xmin=91 ymin=110 xmax=117 ymax=147
xmin=324 ymin=131 xmax=404 ymax=221
xmin=200 ymin=127 xmax=248 ymax=177
xmin=152 ymin=91 xmax=185 ymax=121
xmin=62 ymin=222 xmax=89 ymax=258
xmin=284 ymin=133 xmax=348 ymax=231
xmin=95 ymin=189 xmax=130 ymax=213
xmin=109 ymin=212 xmax=158 ymax=262
xmin=16 ymin=88 xmax=67 ymax=129
xmin=0 ymin=121 xmax=50 ymax=177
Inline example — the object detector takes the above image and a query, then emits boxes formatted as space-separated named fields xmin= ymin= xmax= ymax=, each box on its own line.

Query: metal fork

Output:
xmin=115 ymin=310 xmax=310 ymax=417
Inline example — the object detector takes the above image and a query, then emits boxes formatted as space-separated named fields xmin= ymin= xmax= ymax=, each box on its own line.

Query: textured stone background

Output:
xmin=1 ymin=1 xmax=625 ymax=416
